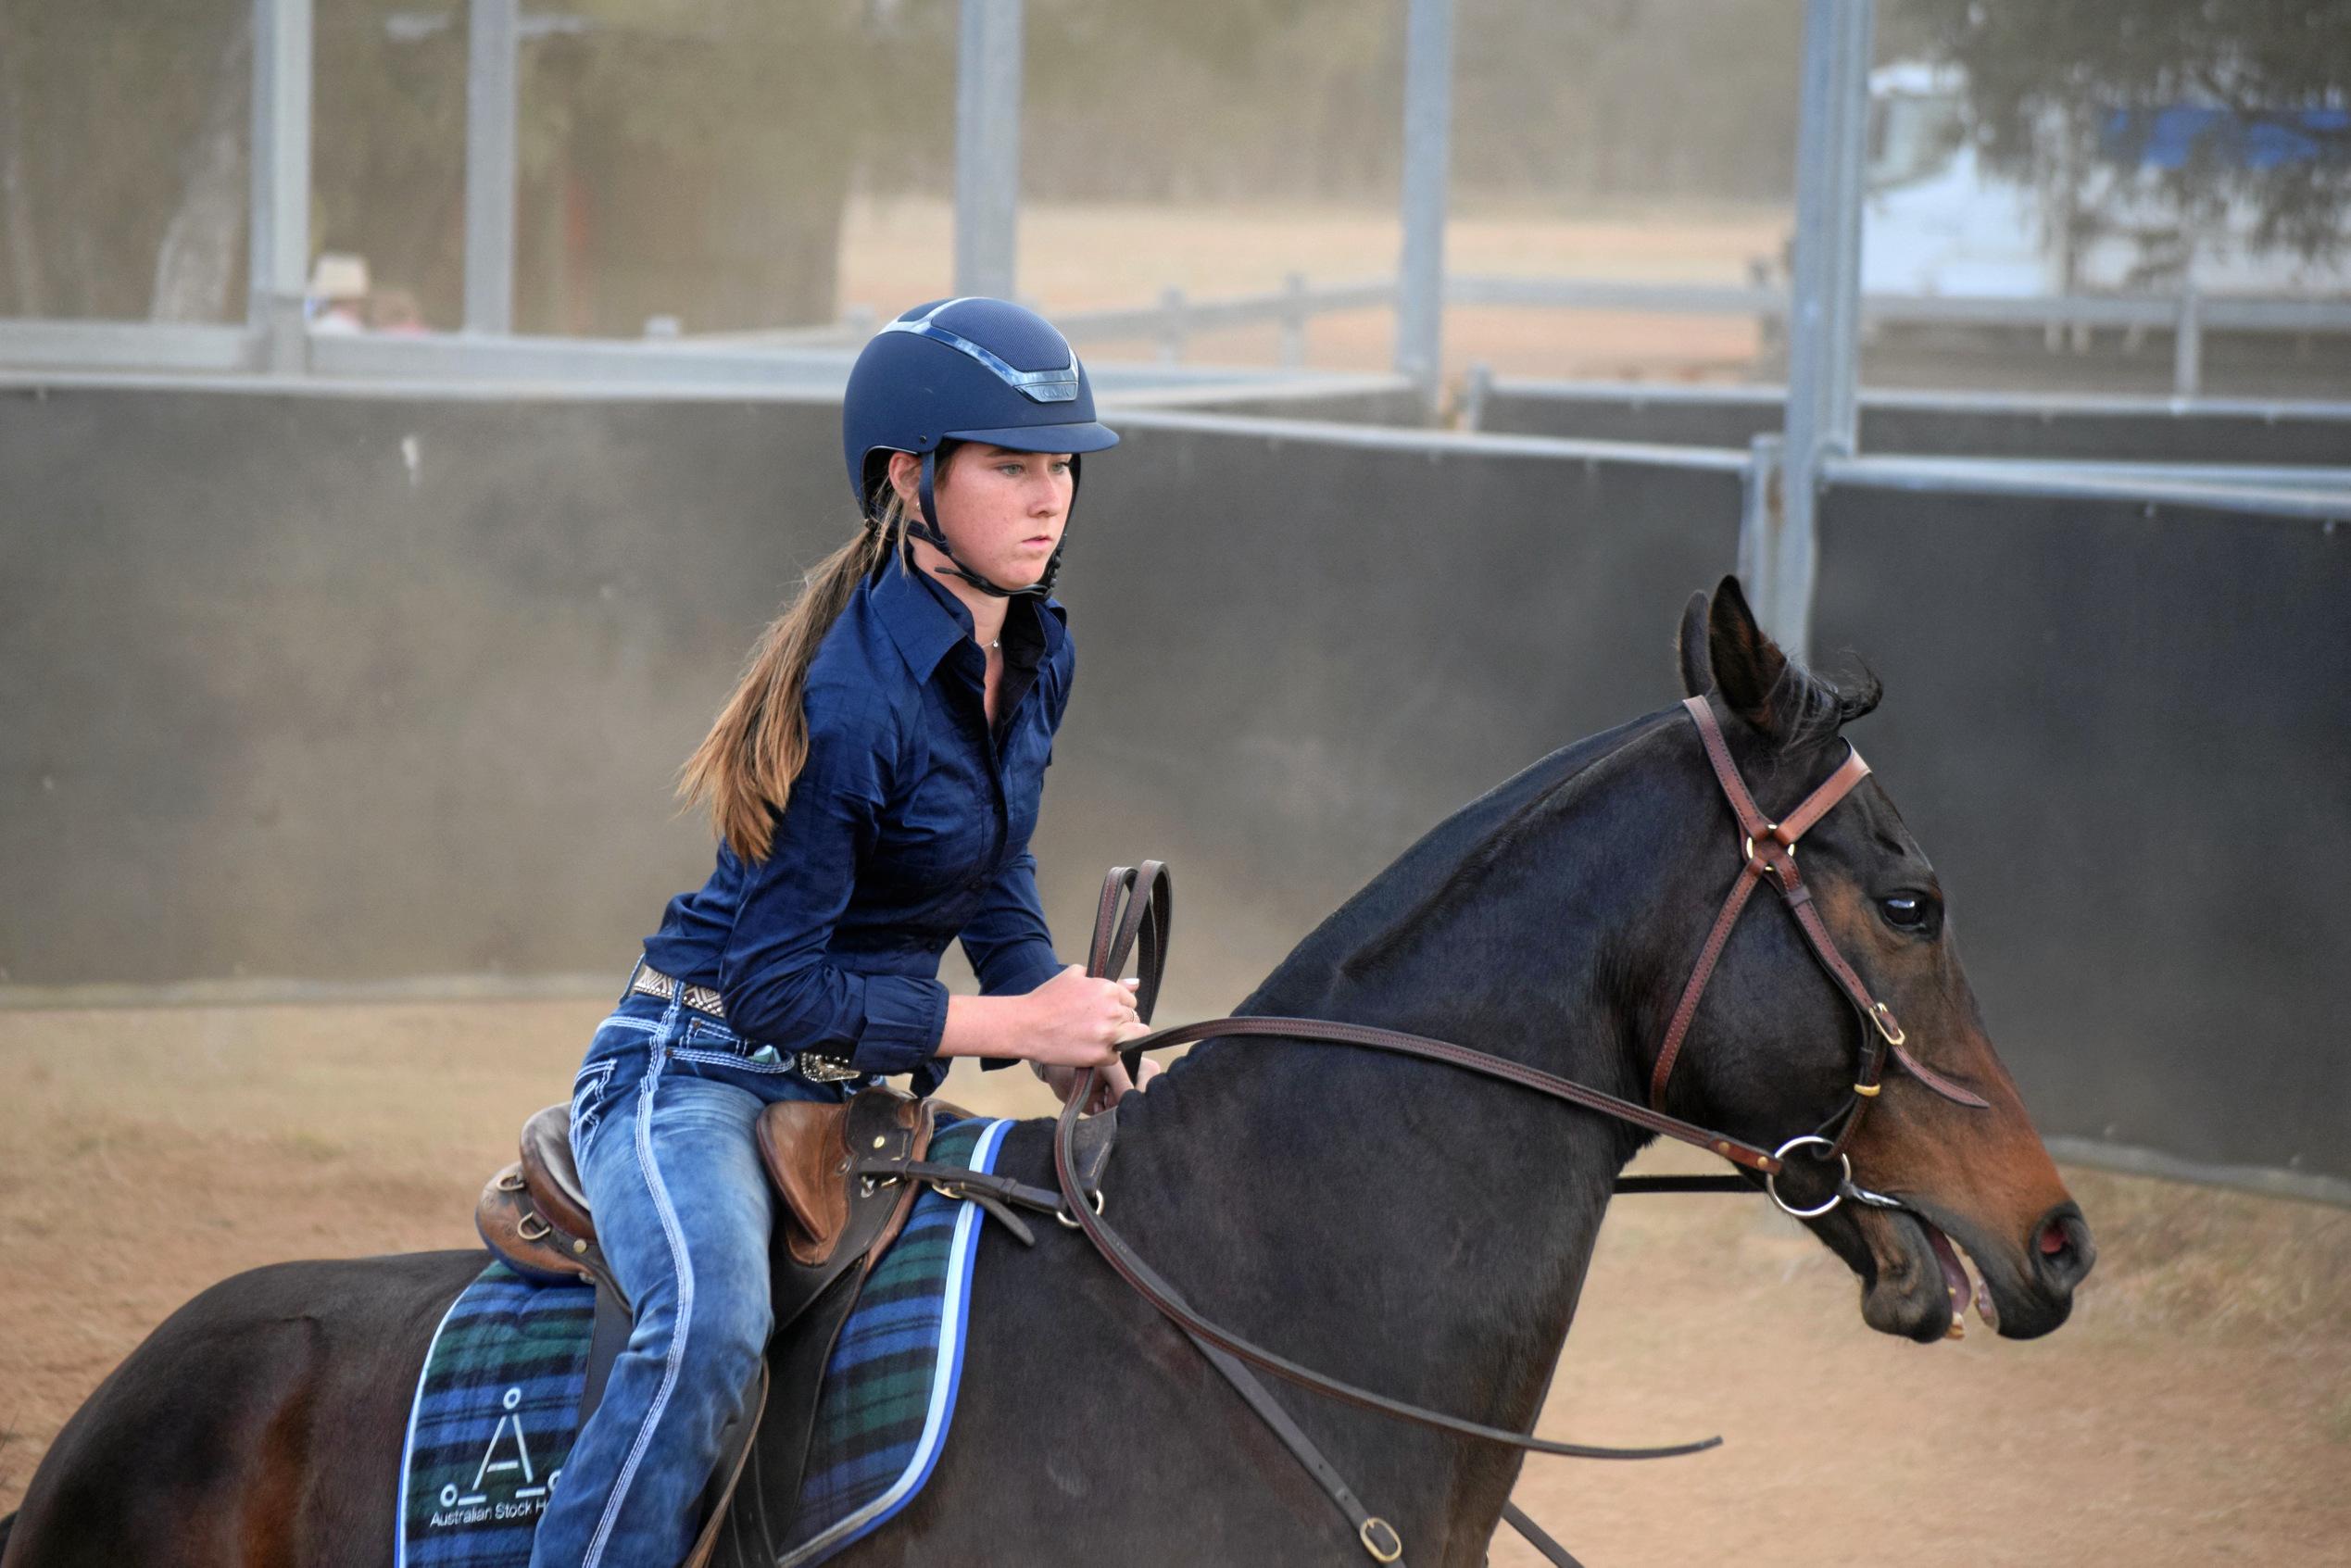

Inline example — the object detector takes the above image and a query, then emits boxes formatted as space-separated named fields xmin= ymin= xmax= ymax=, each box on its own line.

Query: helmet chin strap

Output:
xmin=907 ymin=448 xmax=1065 ymax=599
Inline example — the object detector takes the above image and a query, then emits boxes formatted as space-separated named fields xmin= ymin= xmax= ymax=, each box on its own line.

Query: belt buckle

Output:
xmin=796 ymin=1053 xmax=862 ymax=1085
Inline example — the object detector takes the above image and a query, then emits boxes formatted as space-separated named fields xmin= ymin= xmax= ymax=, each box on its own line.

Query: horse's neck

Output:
xmin=1111 ymin=816 xmax=1657 ymax=1551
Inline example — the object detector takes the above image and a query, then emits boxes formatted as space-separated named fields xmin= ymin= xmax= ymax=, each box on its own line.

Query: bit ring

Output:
xmin=1766 ymin=1135 xmax=1849 ymax=1219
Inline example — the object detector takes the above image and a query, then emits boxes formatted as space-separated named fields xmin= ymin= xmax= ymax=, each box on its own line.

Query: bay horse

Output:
xmin=1 ymin=580 xmax=2093 ymax=1567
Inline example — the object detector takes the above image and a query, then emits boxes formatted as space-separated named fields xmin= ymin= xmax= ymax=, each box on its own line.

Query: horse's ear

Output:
xmin=1676 ymin=590 xmax=1713 ymax=696
xmin=1706 ymin=575 xmax=1789 ymax=734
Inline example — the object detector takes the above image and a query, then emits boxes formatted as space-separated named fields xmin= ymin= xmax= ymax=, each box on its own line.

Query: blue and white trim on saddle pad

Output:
xmin=392 ymin=1116 xmax=1012 ymax=1568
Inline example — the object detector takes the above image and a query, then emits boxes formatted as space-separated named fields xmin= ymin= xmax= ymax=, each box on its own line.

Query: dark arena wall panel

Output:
xmin=1812 ymin=486 xmax=2350 ymax=1185
xmin=6 ymin=380 xmax=2339 ymax=1186
xmin=0 ymin=384 xmax=1739 ymax=1002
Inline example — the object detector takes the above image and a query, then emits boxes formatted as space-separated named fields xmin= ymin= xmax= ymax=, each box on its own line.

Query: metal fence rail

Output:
xmin=1466 ymin=372 xmax=2351 ymax=423
xmin=16 ymin=277 xmax=2351 ymax=394
xmin=0 ymin=320 xmax=257 ymax=374
xmin=1819 ymin=452 xmax=2351 ymax=524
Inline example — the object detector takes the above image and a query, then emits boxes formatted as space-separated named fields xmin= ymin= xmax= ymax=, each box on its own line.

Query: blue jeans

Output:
xmin=527 ymin=976 xmax=862 ymax=1568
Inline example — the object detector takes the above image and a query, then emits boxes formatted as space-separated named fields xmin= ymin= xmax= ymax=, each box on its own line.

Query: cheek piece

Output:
xmin=904 ymin=448 xmax=1076 ymax=600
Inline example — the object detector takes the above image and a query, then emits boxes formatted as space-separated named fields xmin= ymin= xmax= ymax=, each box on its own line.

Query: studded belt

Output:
xmin=629 ymin=963 xmax=865 ymax=1084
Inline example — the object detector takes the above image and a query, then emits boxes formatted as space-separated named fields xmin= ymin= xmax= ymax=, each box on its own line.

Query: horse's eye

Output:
xmin=1882 ymin=894 xmax=1927 ymax=928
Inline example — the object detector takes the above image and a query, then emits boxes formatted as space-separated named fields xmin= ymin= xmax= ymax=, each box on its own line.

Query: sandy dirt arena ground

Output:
xmin=2 ymin=997 xmax=2345 ymax=1566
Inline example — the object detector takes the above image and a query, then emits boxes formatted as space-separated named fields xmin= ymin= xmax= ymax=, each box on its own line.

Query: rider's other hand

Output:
xmin=1037 ymin=1055 xmax=1163 ymax=1111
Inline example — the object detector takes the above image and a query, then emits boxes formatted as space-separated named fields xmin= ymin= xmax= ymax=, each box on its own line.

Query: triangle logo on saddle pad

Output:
xmin=394 ymin=1116 xmax=1013 ymax=1568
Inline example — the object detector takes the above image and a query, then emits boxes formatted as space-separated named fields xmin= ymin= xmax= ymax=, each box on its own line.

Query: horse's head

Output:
xmin=1653 ymin=578 xmax=2093 ymax=1343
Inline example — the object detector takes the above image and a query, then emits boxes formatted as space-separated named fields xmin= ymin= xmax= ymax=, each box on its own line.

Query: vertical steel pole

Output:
xmin=464 ymin=0 xmax=519 ymax=334
xmin=247 ymin=0 xmax=312 ymax=372
xmin=1279 ymin=270 xmax=1309 ymax=370
xmin=954 ymin=0 xmax=1023 ymax=299
xmin=1770 ymin=0 xmax=1871 ymax=659
xmin=2173 ymin=282 xmax=2203 ymax=397
xmin=1738 ymin=433 xmax=1785 ymax=597
xmin=1393 ymin=0 xmax=1454 ymax=402
xmin=1821 ymin=0 xmax=1871 ymax=455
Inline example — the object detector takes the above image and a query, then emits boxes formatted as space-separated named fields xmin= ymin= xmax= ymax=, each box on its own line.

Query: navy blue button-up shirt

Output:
xmin=643 ymin=557 xmax=1071 ymax=1096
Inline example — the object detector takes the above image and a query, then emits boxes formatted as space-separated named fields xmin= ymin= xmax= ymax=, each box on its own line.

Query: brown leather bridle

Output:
xmin=1650 ymin=696 xmax=1990 ymax=1212
xmin=1025 ymin=695 xmax=1995 ymax=1562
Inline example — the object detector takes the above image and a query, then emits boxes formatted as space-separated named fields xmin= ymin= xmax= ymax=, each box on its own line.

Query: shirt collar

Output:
xmin=868 ymin=554 xmax=1065 ymax=681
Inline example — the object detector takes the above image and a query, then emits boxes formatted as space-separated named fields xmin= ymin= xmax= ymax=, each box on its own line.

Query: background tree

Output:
xmin=1 ymin=0 xmax=1819 ymax=328
xmin=1909 ymin=0 xmax=2351 ymax=272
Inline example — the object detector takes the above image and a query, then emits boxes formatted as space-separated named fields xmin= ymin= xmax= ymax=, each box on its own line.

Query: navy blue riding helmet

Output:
xmin=841 ymin=296 xmax=1120 ymax=598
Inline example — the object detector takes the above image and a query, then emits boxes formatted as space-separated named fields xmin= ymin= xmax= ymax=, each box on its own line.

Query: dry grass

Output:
xmin=2058 ymin=1166 xmax=2351 ymax=1345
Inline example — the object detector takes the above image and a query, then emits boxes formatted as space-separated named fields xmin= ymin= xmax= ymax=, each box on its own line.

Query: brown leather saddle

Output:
xmin=474 ymin=1085 xmax=942 ymax=1568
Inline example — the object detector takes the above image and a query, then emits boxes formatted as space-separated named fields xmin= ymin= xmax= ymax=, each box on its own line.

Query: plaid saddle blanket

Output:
xmin=395 ymin=1114 xmax=1012 ymax=1568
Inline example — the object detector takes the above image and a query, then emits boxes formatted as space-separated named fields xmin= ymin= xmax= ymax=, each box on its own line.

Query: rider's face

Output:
xmin=893 ymin=444 xmax=1075 ymax=591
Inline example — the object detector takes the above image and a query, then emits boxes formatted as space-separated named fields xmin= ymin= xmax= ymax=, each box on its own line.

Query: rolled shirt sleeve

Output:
xmin=716 ymin=694 xmax=950 ymax=1079
xmin=959 ymin=847 xmax=1063 ymax=997
xmin=959 ymin=847 xmax=1064 ymax=1075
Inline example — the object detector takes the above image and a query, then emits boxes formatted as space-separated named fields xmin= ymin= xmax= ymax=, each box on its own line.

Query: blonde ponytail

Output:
xmin=678 ymin=493 xmax=911 ymax=861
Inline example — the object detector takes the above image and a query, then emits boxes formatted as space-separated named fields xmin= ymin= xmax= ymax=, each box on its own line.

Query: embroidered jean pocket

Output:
xmin=682 ymin=1017 xmax=746 ymax=1050
xmin=667 ymin=1044 xmax=798 ymax=1075
xmin=568 ymin=1059 xmax=619 ymax=1163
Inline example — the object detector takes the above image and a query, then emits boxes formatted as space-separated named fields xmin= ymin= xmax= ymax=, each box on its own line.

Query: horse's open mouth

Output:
xmin=1913 ymin=1211 xmax=1996 ymax=1336
xmin=1857 ymin=1204 xmax=1994 ymax=1341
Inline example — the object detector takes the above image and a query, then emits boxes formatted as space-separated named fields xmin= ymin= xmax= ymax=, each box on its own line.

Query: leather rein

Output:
xmin=1049 ymin=698 xmax=1990 ymax=1452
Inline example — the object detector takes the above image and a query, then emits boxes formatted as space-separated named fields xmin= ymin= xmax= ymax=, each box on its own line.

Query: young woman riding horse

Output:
xmin=526 ymin=297 xmax=1155 ymax=1568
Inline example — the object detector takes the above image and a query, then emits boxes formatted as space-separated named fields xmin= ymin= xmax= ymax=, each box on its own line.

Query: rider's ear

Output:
xmin=1676 ymin=590 xmax=1713 ymax=697
xmin=1705 ymin=576 xmax=1789 ymax=735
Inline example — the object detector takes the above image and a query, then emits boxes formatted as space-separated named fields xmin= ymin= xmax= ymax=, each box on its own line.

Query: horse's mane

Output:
xmin=1242 ymin=646 xmax=1880 ymax=1010
xmin=1763 ymin=659 xmax=1882 ymax=756
xmin=1240 ymin=707 xmax=1684 ymax=1009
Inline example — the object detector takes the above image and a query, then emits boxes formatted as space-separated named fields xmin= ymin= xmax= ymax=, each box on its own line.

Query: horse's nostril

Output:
xmin=2031 ymin=1205 xmax=2093 ymax=1291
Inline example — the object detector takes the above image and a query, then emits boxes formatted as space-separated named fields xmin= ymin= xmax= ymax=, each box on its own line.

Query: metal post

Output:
xmin=1393 ymin=0 xmax=1454 ymax=401
xmin=1739 ymin=433 xmax=1785 ymax=597
xmin=1819 ymin=0 xmax=1873 ymax=460
xmin=464 ymin=0 xmax=519 ymax=334
xmin=1459 ymin=360 xmax=1491 ymax=432
xmin=1279 ymin=271 xmax=1309 ymax=369
xmin=1157 ymin=285 xmax=1187 ymax=364
xmin=246 ymin=0 xmax=312 ymax=372
xmin=1769 ymin=0 xmax=1872 ymax=660
xmin=954 ymin=0 xmax=1023 ymax=299
xmin=2174 ymin=282 xmax=2203 ymax=398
